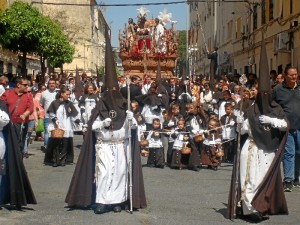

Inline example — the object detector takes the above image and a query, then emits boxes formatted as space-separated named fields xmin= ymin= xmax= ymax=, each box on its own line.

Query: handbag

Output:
xmin=0 ymin=159 xmax=6 ymax=175
xmin=35 ymin=119 xmax=44 ymax=133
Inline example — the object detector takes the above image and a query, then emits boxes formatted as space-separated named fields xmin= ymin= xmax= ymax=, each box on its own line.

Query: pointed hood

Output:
xmin=103 ymin=28 xmax=119 ymax=91
xmin=180 ymin=64 xmax=188 ymax=92
xmin=256 ymin=31 xmax=273 ymax=115
xmin=96 ymin=27 xmax=127 ymax=130
xmin=74 ymin=66 xmax=82 ymax=100
xmin=155 ymin=59 xmax=167 ymax=94
xmin=155 ymin=59 xmax=162 ymax=86
xmin=258 ymin=32 xmax=270 ymax=94
xmin=247 ymin=31 xmax=287 ymax=150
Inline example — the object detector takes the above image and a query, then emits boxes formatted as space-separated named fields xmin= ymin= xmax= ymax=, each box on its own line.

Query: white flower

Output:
xmin=158 ymin=9 xmax=172 ymax=25
xmin=137 ymin=7 xmax=150 ymax=18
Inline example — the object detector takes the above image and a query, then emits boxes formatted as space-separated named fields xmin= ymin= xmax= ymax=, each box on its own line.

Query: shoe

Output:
xmin=113 ymin=206 xmax=122 ymax=213
xmin=283 ymin=181 xmax=293 ymax=192
xmin=52 ymin=163 xmax=58 ymax=167
xmin=22 ymin=153 xmax=29 ymax=158
xmin=247 ymin=212 xmax=269 ymax=222
xmin=94 ymin=204 xmax=107 ymax=214
xmin=41 ymin=146 xmax=46 ymax=153
xmin=293 ymin=180 xmax=300 ymax=188
xmin=15 ymin=205 xmax=22 ymax=210
xmin=192 ymin=166 xmax=199 ymax=172
xmin=146 ymin=164 xmax=155 ymax=168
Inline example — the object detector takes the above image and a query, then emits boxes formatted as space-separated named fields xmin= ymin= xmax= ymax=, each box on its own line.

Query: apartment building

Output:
xmin=189 ymin=0 xmax=300 ymax=77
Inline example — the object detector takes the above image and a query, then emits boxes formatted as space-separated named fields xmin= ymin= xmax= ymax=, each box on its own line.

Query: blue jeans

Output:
xmin=283 ymin=129 xmax=300 ymax=182
xmin=44 ymin=118 xmax=49 ymax=147
xmin=23 ymin=120 xmax=35 ymax=153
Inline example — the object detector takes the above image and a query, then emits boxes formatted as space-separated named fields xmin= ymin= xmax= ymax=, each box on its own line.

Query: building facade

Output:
xmin=189 ymin=0 xmax=300 ymax=77
xmin=0 ymin=0 xmax=107 ymax=76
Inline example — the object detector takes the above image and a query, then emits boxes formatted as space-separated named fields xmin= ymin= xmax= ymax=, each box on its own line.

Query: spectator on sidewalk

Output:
xmin=1 ymin=77 xmax=34 ymax=153
xmin=273 ymin=66 xmax=300 ymax=191
xmin=40 ymin=78 xmax=57 ymax=152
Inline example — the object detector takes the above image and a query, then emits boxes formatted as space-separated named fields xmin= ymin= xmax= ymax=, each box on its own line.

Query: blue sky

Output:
xmin=99 ymin=0 xmax=187 ymax=47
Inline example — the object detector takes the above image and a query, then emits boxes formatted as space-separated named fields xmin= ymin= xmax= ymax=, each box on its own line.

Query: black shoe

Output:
xmin=52 ymin=163 xmax=58 ymax=167
xmin=22 ymin=153 xmax=29 ymax=158
xmin=192 ymin=166 xmax=199 ymax=172
xmin=156 ymin=165 xmax=164 ymax=169
xmin=113 ymin=206 xmax=122 ymax=213
xmin=247 ymin=212 xmax=269 ymax=222
xmin=212 ymin=166 xmax=218 ymax=171
xmin=41 ymin=146 xmax=46 ymax=153
xmin=146 ymin=164 xmax=155 ymax=168
xmin=94 ymin=204 xmax=107 ymax=214
xmin=284 ymin=181 xmax=293 ymax=192
xmin=293 ymin=179 xmax=300 ymax=188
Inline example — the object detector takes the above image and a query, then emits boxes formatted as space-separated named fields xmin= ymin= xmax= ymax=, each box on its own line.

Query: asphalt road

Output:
xmin=1 ymin=135 xmax=300 ymax=225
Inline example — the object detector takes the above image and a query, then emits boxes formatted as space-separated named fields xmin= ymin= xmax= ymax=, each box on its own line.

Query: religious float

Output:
xmin=119 ymin=7 xmax=179 ymax=79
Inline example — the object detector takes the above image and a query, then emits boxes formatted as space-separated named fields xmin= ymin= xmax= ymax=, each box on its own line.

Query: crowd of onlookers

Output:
xmin=0 ymin=68 xmax=298 ymax=180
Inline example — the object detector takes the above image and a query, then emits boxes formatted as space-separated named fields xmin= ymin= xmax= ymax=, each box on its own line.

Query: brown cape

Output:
xmin=226 ymin=119 xmax=289 ymax=219
xmin=65 ymin=105 xmax=147 ymax=209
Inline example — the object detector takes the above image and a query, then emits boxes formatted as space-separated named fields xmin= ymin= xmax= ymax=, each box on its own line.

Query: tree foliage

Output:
xmin=176 ymin=30 xmax=187 ymax=77
xmin=0 ymin=1 xmax=42 ymax=54
xmin=0 ymin=1 xmax=74 ymax=74
xmin=38 ymin=16 xmax=74 ymax=68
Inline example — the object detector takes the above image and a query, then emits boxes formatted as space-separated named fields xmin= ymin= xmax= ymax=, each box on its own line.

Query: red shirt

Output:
xmin=1 ymin=89 xmax=34 ymax=124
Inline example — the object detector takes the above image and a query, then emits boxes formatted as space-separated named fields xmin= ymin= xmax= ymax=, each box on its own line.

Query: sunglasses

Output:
xmin=21 ymin=83 xmax=28 ymax=86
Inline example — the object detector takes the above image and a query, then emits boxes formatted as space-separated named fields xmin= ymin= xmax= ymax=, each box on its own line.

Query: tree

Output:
xmin=176 ymin=30 xmax=187 ymax=77
xmin=37 ymin=16 xmax=74 ymax=74
xmin=0 ymin=1 xmax=44 ymax=75
xmin=0 ymin=1 xmax=74 ymax=76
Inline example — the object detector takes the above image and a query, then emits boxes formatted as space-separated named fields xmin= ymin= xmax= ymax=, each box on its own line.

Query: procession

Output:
xmin=1 ymin=1 xmax=300 ymax=224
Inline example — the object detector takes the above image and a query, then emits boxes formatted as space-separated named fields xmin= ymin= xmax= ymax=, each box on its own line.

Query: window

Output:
xmin=236 ymin=17 xmax=241 ymax=39
xmin=269 ymin=0 xmax=274 ymax=20
xmin=290 ymin=0 xmax=293 ymax=14
xmin=227 ymin=20 xmax=233 ymax=41
xmin=261 ymin=0 xmax=266 ymax=25
xmin=253 ymin=5 xmax=257 ymax=30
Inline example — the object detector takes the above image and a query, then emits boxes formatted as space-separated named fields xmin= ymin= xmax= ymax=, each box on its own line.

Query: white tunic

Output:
xmin=48 ymin=104 xmax=80 ymax=138
xmin=240 ymin=118 xmax=287 ymax=215
xmin=92 ymin=116 xmax=135 ymax=204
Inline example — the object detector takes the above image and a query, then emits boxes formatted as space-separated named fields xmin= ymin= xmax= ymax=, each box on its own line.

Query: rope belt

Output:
xmin=97 ymin=139 xmax=124 ymax=145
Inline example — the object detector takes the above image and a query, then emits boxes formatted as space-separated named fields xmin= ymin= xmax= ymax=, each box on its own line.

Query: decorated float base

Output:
xmin=119 ymin=51 xmax=177 ymax=79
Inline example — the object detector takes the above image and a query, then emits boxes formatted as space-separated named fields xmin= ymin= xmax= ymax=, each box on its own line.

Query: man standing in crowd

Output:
xmin=142 ymin=76 xmax=153 ymax=94
xmin=273 ymin=66 xmax=300 ymax=192
xmin=206 ymin=46 xmax=218 ymax=82
xmin=120 ymin=75 xmax=142 ymax=101
xmin=0 ymin=76 xmax=9 ymax=89
xmin=40 ymin=78 xmax=57 ymax=152
xmin=1 ymin=77 xmax=34 ymax=152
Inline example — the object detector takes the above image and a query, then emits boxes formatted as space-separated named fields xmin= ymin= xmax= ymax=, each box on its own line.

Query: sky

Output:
xmin=99 ymin=0 xmax=187 ymax=47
